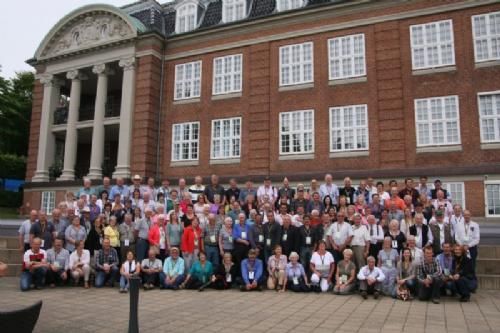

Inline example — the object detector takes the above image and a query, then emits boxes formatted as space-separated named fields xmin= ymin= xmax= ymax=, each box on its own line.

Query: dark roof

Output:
xmin=200 ymin=0 xmax=222 ymax=28
xmin=124 ymin=0 xmax=350 ymax=37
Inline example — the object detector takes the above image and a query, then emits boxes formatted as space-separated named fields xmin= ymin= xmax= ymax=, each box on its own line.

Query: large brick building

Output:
xmin=24 ymin=0 xmax=500 ymax=217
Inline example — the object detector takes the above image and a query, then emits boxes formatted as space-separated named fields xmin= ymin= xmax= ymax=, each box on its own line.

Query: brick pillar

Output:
xmin=25 ymin=81 xmax=44 ymax=180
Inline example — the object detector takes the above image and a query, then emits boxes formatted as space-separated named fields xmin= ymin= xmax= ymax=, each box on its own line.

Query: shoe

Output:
xmin=459 ymin=296 xmax=470 ymax=302
xmin=49 ymin=283 xmax=55 ymax=288
xmin=173 ymin=286 xmax=179 ymax=290
xmin=361 ymin=291 xmax=368 ymax=299
xmin=373 ymin=291 xmax=380 ymax=299
xmin=198 ymin=287 xmax=204 ymax=292
xmin=149 ymin=284 xmax=155 ymax=290
xmin=143 ymin=283 xmax=148 ymax=290
xmin=432 ymin=298 xmax=440 ymax=304
xmin=256 ymin=286 xmax=263 ymax=292
xmin=84 ymin=282 xmax=90 ymax=289
xmin=119 ymin=288 xmax=123 ymax=293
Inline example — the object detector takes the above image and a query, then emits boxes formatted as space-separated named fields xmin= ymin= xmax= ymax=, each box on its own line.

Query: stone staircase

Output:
xmin=1 ymin=236 xmax=500 ymax=289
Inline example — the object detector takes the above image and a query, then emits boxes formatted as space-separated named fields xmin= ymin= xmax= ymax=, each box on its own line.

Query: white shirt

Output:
xmin=310 ymin=251 xmax=335 ymax=274
xmin=69 ymin=249 xmax=91 ymax=269
xmin=412 ymin=224 xmax=433 ymax=249
xmin=329 ymin=222 xmax=353 ymax=246
xmin=257 ymin=185 xmax=277 ymax=203
xmin=23 ymin=249 xmax=47 ymax=267
xmin=121 ymin=260 xmax=138 ymax=274
xmin=275 ymin=213 xmax=292 ymax=226
xmin=351 ymin=224 xmax=370 ymax=246
xmin=291 ymin=214 xmax=304 ymax=228
xmin=409 ymin=247 xmax=423 ymax=265
xmin=19 ymin=219 xmax=34 ymax=244
xmin=455 ymin=220 xmax=480 ymax=248
xmin=357 ymin=265 xmax=385 ymax=282
xmin=319 ymin=183 xmax=339 ymax=204
xmin=367 ymin=224 xmax=384 ymax=244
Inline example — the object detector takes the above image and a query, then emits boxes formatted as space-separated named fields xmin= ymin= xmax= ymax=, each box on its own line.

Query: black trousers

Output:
xmin=287 ymin=278 xmax=310 ymax=292
xmin=418 ymin=277 xmax=443 ymax=300
xmin=142 ymin=272 xmax=159 ymax=286
xmin=46 ymin=269 xmax=67 ymax=285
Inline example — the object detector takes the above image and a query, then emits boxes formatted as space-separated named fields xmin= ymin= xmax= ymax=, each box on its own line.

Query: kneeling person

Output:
xmin=95 ymin=238 xmax=120 ymax=288
xmin=160 ymin=247 xmax=185 ymax=290
xmin=284 ymin=252 xmax=310 ymax=292
xmin=357 ymin=256 xmax=385 ymax=299
xmin=20 ymin=237 xmax=49 ymax=291
xmin=240 ymin=249 xmax=264 ymax=291
xmin=46 ymin=238 xmax=70 ymax=287
xmin=141 ymin=249 xmax=162 ymax=290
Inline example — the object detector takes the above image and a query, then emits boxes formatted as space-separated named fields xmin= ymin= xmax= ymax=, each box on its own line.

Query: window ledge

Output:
xmin=475 ymin=60 xmax=500 ymax=69
xmin=173 ymin=98 xmax=201 ymax=105
xmin=279 ymin=153 xmax=314 ymax=160
xmin=211 ymin=92 xmax=242 ymax=100
xmin=329 ymin=151 xmax=369 ymax=158
xmin=170 ymin=160 xmax=199 ymax=167
xmin=278 ymin=83 xmax=314 ymax=92
xmin=329 ymin=76 xmax=367 ymax=86
xmin=209 ymin=158 xmax=240 ymax=165
xmin=481 ymin=142 xmax=500 ymax=150
xmin=412 ymin=65 xmax=456 ymax=76
xmin=416 ymin=145 xmax=462 ymax=153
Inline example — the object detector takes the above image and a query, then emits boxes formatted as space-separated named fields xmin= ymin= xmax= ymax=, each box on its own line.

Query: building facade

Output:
xmin=25 ymin=0 xmax=500 ymax=217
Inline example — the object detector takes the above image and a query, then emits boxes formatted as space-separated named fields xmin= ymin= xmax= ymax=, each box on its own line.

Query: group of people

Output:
xmin=19 ymin=173 xmax=480 ymax=302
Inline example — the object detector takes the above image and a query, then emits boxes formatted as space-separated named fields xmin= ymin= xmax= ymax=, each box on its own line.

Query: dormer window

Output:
xmin=176 ymin=3 xmax=197 ymax=33
xmin=276 ymin=0 xmax=304 ymax=12
xmin=222 ymin=0 xmax=246 ymax=23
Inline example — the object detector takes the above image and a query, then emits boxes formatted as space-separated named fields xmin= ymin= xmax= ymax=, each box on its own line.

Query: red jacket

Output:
xmin=181 ymin=225 xmax=202 ymax=253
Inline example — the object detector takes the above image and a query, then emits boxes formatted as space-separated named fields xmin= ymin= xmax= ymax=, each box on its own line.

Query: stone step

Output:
xmin=478 ymin=245 xmax=500 ymax=259
xmin=3 ymin=263 xmax=22 ymax=277
xmin=476 ymin=258 xmax=500 ymax=275
xmin=0 ymin=248 xmax=22 ymax=263
xmin=0 ymin=237 xmax=19 ymax=250
xmin=477 ymin=274 xmax=500 ymax=290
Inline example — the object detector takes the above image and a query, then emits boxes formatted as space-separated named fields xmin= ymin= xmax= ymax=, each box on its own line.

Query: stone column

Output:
xmin=32 ymin=74 xmax=64 ymax=182
xmin=58 ymin=70 xmax=86 ymax=181
xmin=87 ymin=64 xmax=113 ymax=179
xmin=113 ymin=57 xmax=136 ymax=179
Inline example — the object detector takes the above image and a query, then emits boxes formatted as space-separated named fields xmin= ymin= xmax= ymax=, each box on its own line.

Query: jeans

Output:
xmin=20 ymin=267 xmax=48 ymax=291
xmin=159 ymin=273 xmax=185 ymax=289
xmin=183 ymin=250 xmax=199 ymax=272
xmin=120 ymin=275 xmax=131 ymax=289
xmin=418 ymin=277 xmax=443 ymax=301
xmin=454 ymin=277 xmax=477 ymax=298
xmin=136 ymin=238 xmax=149 ymax=262
xmin=205 ymin=245 xmax=220 ymax=268
xmin=95 ymin=267 xmax=119 ymax=288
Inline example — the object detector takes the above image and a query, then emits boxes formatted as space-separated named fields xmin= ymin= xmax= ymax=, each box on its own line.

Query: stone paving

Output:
xmin=0 ymin=277 xmax=499 ymax=333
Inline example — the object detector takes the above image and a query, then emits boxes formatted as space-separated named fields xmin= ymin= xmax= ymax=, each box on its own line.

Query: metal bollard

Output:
xmin=129 ymin=276 xmax=140 ymax=333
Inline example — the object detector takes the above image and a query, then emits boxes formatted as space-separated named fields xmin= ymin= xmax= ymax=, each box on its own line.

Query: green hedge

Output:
xmin=0 ymin=190 xmax=23 ymax=207
xmin=0 ymin=154 xmax=26 ymax=179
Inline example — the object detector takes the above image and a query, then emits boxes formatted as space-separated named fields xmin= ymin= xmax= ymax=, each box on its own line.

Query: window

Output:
xmin=486 ymin=182 xmax=500 ymax=216
xmin=276 ymin=0 xmax=303 ymax=12
xmin=443 ymin=182 xmax=465 ymax=209
xmin=176 ymin=3 xmax=197 ymax=33
xmin=329 ymin=104 xmax=369 ymax=152
xmin=213 ymin=54 xmax=242 ymax=95
xmin=279 ymin=110 xmax=314 ymax=155
xmin=410 ymin=20 xmax=455 ymax=70
xmin=478 ymin=92 xmax=500 ymax=143
xmin=472 ymin=11 xmax=500 ymax=63
xmin=328 ymin=34 xmax=366 ymax=80
xmin=279 ymin=42 xmax=314 ymax=86
xmin=171 ymin=122 xmax=199 ymax=161
xmin=414 ymin=95 xmax=460 ymax=146
xmin=174 ymin=61 xmax=202 ymax=100
xmin=211 ymin=117 xmax=241 ymax=159
xmin=222 ymin=0 xmax=246 ymax=23
xmin=41 ymin=191 xmax=55 ymax=214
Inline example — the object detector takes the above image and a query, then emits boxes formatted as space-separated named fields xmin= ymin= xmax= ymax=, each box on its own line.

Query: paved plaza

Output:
xmin=0 ymin=278 xmax=499 ymax=333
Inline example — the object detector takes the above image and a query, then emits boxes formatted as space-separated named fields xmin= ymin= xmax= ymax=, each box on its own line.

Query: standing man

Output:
xmin=328 ymin=210 xmax=353 ymax=263
xmin=30 ymin=210 xmax=55 ymax=251
xmin=239 ymin=180 xmax=257 ymax=206
xmin=225 ymin=178 xmax=241 ymax=205
xmin=454 ymin=210 xmax=480 ymax=271
xmin=135 ymin=208 xmax=153 ymax=262
xmin=319 ymin=174 xmax=339 ymax=205
xmin=204 ymin=174 xmax=226 ymax=204
xmin=257 ymin=177 xmax=278 ymax=207
xmin=51 ymin=208 xmax=67 ymax=240
xmin=110 ymin=177 xmax=130 ymax=203
xmin=19 ymin=210 xmax=37 ymax=252
xmin=119 ymin=213 xmax=136 ymax=262
xmin=350 ymin=214 xmax=370 ymax=271
xmin=189 ymin=176 xmax=205 ymax=203
xmin=429 ymin=210 xmax=453 ymax=256
xmin=399 ymin=178 xmax=419 ymax=206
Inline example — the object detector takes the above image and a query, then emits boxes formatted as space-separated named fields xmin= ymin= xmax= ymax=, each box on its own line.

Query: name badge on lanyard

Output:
xmin=282 ymin=234 xmax=288 ymax=241
xmin=210 ymin=235 xmax=216 ymax=243
xmin=248 ymin=271 xmax=255 ymax=280
xmin=392 ymin=240 xmax=398 ymax=249
xmin=266 ymin=239 xmax=271 ymax=247
xmin=226 ymin=274 xmax=232 ymax=283
xmin=228 ymin=236 xmax=233 ymax=243
xmin=306 ymin=236 xmax=311 ymax=245
xmin=241 ymin=231 xmax=247 ymax=240
xmin=41 ymin=239 xmax=45 ymax=248
xmin=292 ymin=276 xmax=299 ymax=285
xmin=258 ymin=235 xmax=264 ymax=243
xmin=194 ymin=239 xmax=199 ymax=247
xmin=124 ymin=239 xmax=130 ymax=247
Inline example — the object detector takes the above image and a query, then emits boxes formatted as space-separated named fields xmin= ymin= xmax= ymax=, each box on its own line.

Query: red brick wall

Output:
xmin=25 ymin=81 xmax=44 ymax=180
xmin=465 ymin=180 xmax=486 ymax=217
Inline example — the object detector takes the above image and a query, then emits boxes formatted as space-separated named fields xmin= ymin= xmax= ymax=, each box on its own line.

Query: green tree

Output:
xmin=0 ymin=71 xmax=34 ymax=156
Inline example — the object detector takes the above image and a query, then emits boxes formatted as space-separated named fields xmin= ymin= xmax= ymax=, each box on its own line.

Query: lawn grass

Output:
xmin=0 ymin=207 xmax=20 ymax=219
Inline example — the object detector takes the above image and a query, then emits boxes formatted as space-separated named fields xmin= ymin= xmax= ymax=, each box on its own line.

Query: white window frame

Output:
xmin=328 ymin=33 xmax=366 ymax=80
xmin=472 ymin=11 xmax=500 ymax=63
xmin=174 ymin=61 xmax=202 ymax=100
xmin=41 ymin=191 xmax=55 ymax=215
xmin=171 ymin=122 xmax=200 ymax=162
xmin=222 ymin=0 xmax=246 ymax=23
xmin=329 ymin=104 xmax=369 ymax=152
xmin=443 ymin=182 xmax=465 ymax=209
xmin=478 ymin=91 xmax=500 ymax=143
xmin=276 ymin=0 xmax=304 ymax=12
xmin=279 ymin=42 xmax=314 ymax=86
xmin=211 ymin=117 xmax=242 ymax=159
xmin=414 ymin=95 xmax=461 ymax=147
xmin=279 ymin=110 xmax=315 ymax=155
xmin=212 ymin=54 xmax=243 ymax=95
xmin=409 ymin=19 xmax=455 ymax=70
xmin=485 ymin=181 xmax=500 ymax=217
xmin=175 ymin=3 xmax=197 ymax=34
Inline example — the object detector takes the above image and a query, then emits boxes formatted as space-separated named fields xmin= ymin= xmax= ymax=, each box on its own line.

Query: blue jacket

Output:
xmin=241 ymin=258 xmax=263 ymax=285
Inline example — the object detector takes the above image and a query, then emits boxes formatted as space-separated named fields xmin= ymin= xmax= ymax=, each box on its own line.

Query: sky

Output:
xmin=0 ymin=0 xmax=143 ymax=79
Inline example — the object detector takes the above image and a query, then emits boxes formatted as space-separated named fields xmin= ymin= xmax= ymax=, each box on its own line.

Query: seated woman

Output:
xmin=378 ymin=237 xmax=399 ymax=296
xmin=309 ymin=240 xmax=335 ymax=292
xmin=119 ymin=251 xmax=141 ymax=293
xmin=267 ymin=245 xmax=287 ymax=291
xmin=450 ymin=244 xmax=477 ymax=302
xmin=69 ymin=241 xmax=91 ymax=288
xmin=395 ymin=247 xmax=416 ymax=300
xmin=333 ymin=248 xmax=356 ymax=295
xmin=181 ymin=251 xmax=214 ymax=291
xmin=240 ymin=249 xmax=264 ymax=291
xmin=284 ymin=252 xmax=310 ymax=292
xmin=104 ymin=216 xmax=121 ymax=263
xmin=213 ymin=253 xmax=238 ymax=290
